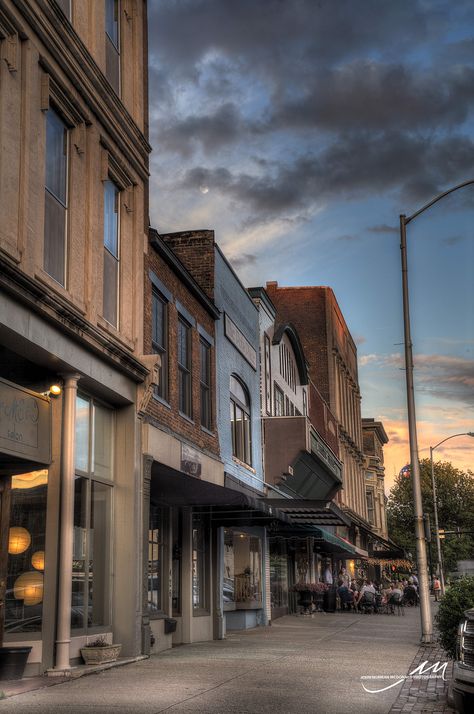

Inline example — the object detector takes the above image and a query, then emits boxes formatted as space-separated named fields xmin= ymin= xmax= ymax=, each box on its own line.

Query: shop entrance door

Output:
xmin=0 ymin=476 xmax=12 ymax=646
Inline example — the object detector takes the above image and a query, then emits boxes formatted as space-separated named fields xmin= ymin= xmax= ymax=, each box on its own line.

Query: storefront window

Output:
xmin=171 ymin=509 xmax=181 ymax=615
xmin=148 ymin=505 xmax=163 ymax=612
xmin=4 ymin=470 xmax=48 ymax=635
xmin=269 ymin=539 xmax=288 ymax=611
xmin=223 ymin=530 xmax=262 ymax=610
xmin=72 ymin=395 xmax=113 ymax=631
xmin=192 ymin=514 xmax=208 ymax=611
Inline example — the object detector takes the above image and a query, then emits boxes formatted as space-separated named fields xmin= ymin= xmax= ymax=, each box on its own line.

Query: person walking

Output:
xmin=433 ymin=576 xmax=441 ymax=602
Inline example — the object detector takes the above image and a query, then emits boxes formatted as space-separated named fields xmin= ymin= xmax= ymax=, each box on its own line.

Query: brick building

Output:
xmin=264 ymin=282 xmax=387 ymax=567
xmin=0 ymin=0 xmax=150 ymax=673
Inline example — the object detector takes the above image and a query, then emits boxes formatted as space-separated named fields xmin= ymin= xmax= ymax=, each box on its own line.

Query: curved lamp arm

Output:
xmin=431 ymin=432 xmax=474 ymax=452
xmin=405 ymin=179 xmax=474 ymax=225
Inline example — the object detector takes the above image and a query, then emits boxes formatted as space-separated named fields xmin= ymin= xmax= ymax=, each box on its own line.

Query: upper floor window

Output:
xmin=105 ymin=0 xmax=120 ymax=94
xmin=366 ymin=490 xmax=375 ymax=525
xmin=152 ymin=290 xmax=168 ymax=402
xmin=200 ymin=338 xmax=211 ymax=430
xmin=230 ymin=375 xmax=252 ymax=466
xmin=103 ymin=179 xmax=120 ymax=327
xmin=264 ymin=334 xmax=271 ymax=415
xmin=56 ymin=0 xmax=71 ymax=18
xmin=178 ymin=317 xmax=192 ymax=418
xmin=274 ymin=384 xmax=284 ymax=417
xmin=44 ymin=108 xmax=68 ymax=286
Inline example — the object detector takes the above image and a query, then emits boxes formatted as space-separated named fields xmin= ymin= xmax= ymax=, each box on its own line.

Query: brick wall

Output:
xmin=160 ymin=230 xmax=215 ymax=299
xmin=144 ymin=243 xmax=220 ymax=458
xmin=308 ymin=381 xmax=339 ymax=457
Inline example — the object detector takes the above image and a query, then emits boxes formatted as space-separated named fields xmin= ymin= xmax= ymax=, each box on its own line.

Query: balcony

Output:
xmin=262 ymin=416 xmax=342 ymax=501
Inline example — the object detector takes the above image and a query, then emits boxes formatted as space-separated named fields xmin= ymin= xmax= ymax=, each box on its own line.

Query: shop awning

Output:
xmin=263 ymin=498 xmax=350 ymax=527
xmin=312 ymin=527 xmax=357 ymax=555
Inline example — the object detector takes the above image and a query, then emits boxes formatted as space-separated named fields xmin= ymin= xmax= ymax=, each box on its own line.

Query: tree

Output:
xmin=387 ymin=459 xmax=474 ymax=575
xmin=436 ymin=576 xmax=474 ymax=658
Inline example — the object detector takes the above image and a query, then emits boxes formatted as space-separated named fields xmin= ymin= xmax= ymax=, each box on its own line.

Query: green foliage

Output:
xmin=387 ymin=459 xmax=474 ymax=576
xmin=436 ymin=576 xmax=474 ymax=659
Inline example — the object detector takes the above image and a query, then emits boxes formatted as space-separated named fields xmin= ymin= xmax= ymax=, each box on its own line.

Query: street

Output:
xmin=0 ymin=605 xmax=451 ymax=714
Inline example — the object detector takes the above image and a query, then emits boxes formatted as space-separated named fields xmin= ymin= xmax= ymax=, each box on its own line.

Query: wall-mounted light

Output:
xmin=49 ymin=384 xmax=62 ymax=397
xmin=8 ymin=526 xmax=31 ymax=555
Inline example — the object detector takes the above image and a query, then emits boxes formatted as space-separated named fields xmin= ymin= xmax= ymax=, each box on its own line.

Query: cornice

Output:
xmin=11 ymin=0 xmax=150 ymax=178
xmin=0 ymin=254 xmax=148 ymax=383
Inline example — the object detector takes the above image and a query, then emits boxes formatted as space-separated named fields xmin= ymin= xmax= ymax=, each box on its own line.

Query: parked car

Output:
xmin=452 ymin=608 xmax=474 ymax=713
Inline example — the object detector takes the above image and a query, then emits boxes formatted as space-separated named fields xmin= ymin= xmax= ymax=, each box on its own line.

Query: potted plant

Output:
xmin=80 ymin=636 xmax=121 ymax=665
xmin=290 ymin=582 xmax=328 ymax=613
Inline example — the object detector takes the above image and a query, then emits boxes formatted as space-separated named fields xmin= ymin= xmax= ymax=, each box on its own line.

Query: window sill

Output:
xmin=148 ymin=611 xmax=169 ymax=621
xmin=152 ymin=394 xmax=171 ymax=409
xmin=232 ymin=457 xmax=256 ymax=474
xmin=201 ymin=425 xmax=216 ymax=437
xmin=97 ymin=315 xmax=135 ymax=352
xmin=179 ymin=411 xmax=194 ymax=425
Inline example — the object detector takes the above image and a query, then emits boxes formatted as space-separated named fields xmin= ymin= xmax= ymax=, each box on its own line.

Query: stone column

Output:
xmin=54 ymin=374 xmax=80 ymax=671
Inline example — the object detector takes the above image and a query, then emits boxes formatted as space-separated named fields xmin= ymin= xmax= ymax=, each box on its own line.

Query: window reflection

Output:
xmin=4 ymin=470 xmax=48 ymax=635
xmin=223 ymin=531 xmax=262 ymax=610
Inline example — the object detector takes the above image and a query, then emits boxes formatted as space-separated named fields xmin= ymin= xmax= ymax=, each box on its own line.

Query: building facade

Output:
xmin=264 ymin=282 xmax=388 ymax=575
xmin=362 ymin=418 xmax=389 ymax=541
xmin=0 ymin=0 xmax=149 ymax=674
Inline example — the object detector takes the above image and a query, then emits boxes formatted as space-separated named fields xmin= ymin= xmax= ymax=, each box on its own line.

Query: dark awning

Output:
xmin=278 ymin=450 xmax=341 ymax=501
xmin=263 ymin=498 xmax=350 ymax=527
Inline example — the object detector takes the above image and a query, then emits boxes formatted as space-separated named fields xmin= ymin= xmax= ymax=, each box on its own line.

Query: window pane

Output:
xmin=46 ymin=109 xmax=67 ymax=204
xmin=4 ymin=470 xmax=48 ymax=635
xmin=89 ymin=481 xmax=111 ymax=627
xmin=230 ymin=376 xmax=247 ymax=406
xmin=72 ymin=476 xmax=87 ymax=629
xmin=103 ymin=248 xmax=118 ymax=326
xmin=75 ymin=396 xmax=90 ymax=472
xmin=243 ymin=412 xmax=251 ymax=465
xmin=152 ymin=293 xmax=165 ymax=349
xmin=105 ymin=0 xmax=119 ymax=47
xmin=224 ymin=531 xmax=262 ymax=609
xmin=93 ymin=404 xmax=113 ymax=480
xmin=200 ymin=341 xmax=210 ymax=385
xmin=192 ymin=516 xmax=206 ymax=610
xmin=104 ymin=180 xmax=119 ymax=256
xmin=201 ymin=385 xmax=210 ymax=430
xmin=234 ymin=405 xmax=244 ymax=460
xmin=44 ymin=190 xmax=66 ymax=285
xmin=178 ymin=320 xmax=189 ymax=367
xmin=105 ymin=35 xmax=120 ymax=94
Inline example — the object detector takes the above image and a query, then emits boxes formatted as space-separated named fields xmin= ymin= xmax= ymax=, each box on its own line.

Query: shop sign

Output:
xmin=224 ymin=314 xmax=257 ymax=370
xmin=181 ymin=443 xmax=202 ymax=479
xmin=0 ymin=377 xmax=51 ymax=465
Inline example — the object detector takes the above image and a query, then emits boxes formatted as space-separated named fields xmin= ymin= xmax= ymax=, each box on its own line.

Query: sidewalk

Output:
xmin=0 ymin=605 xmax=452 ymax=714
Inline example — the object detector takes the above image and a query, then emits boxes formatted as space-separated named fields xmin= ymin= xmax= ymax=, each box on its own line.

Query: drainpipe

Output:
xmin=54 ymin=374 xmax=80 ymax=670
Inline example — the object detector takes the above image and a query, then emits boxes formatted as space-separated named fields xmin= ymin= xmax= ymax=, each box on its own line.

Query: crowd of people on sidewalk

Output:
xmin=334 ymin=569 xmax=442 ymax=614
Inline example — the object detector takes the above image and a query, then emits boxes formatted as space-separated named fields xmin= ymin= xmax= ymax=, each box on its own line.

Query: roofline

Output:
xmin=149 ymin=228 xmax=220 ymax=320
xmin=247 ymin=286 xmax=277 ymax=317
xmin=214 ymin=243 xmax=258 ymax=312
xmin=362 ymin=418 xmax=389 ymax=444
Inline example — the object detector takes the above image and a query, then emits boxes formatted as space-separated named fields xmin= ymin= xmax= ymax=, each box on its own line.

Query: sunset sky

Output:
xmin=147 ymin=1 xmax=474 ymax=491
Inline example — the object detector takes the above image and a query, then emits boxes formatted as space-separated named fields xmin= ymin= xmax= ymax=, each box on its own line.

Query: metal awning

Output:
xmin=278 ymin=450 xmax=341 ymax=501
xmin=263 ymin=498 xmax=350 ymax=527
xmin=312 ymin=527 xmax=357 ymax=555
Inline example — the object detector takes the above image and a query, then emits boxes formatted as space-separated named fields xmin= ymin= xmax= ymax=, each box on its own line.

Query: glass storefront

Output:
xmin=223 ymin=530 xmax=262 ymax=610
xmin=4 ymin=469 xmax=48 ymax=635
xmin=269 ymin=539 xmax=288 ymax=615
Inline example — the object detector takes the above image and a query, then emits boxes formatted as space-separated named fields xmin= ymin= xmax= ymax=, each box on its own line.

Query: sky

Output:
xmin=147 ymin=0 xmax=474 ymax=491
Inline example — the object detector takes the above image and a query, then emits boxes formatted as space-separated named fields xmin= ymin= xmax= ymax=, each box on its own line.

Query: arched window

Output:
xmin=230 ymin=375 xmax=252 ymax=466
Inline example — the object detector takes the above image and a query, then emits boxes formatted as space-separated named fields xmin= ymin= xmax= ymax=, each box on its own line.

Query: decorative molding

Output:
xmin=39 ymin=57 xmax=90 ymax=125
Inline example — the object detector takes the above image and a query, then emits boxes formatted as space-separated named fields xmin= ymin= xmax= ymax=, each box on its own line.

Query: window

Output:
xmin=200 ymin=339 xmax=211 ymax=430
xmin=192 ymin=514 xmax=208 ymax=611
xmin=72 ymin=396 xmax=113 ymax=631
xmin=230 ymin=375 xmax=252 ymax=465
xmin=178 ymin=318 xmax=192 ymax=417
xmin=366 ymin=490 xmax=375 ymax=525
xmin=264 ymin=334 xmax=271 ymax=415
xmin=44 ymin=108 xmax=68 ymax=285
xmin=302 ymin=388 xmax=308 ymax=416
xmin=148 ymin=505 xmax=163 ymax=612
xmin=274 ymin=384 xmax=284 ymax=417
xmin=103 ymin=179 xmax=120 ymax=327
xmin=152 ymin=290 xmax=168 ymax=401
xmin=105 ymin=0 xmax=120 ymax=94
xmin=223 ymin=530 xmax=262 ymax=610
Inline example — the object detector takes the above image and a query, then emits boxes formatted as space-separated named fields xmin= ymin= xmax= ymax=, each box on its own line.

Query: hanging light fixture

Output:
xmin=8 ymin=526 xmax=31 ymax=555
xmin=14 ymin=571 xmax=44 ymax=606
xmin=31 ymin=551 xmax=45 ymax=571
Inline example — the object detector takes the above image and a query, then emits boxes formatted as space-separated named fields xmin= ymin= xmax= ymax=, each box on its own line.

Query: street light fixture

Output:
xmin=400 ymin=178 xmax=474 ymax=644
xmin=430 ymin=432 xmax=474 ymax=596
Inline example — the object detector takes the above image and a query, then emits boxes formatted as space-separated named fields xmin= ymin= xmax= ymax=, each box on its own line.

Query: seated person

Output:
xmin=403 ymin=584 xmax=418 ymax=605
xmin=337 ymin=583 xmax=354 ymax=609
xmin=357 ymin=580 xmax=377 ymax=611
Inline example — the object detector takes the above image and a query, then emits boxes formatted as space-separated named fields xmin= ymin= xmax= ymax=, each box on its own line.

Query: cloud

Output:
xmin=367 ymin=224 xmax=398 ymax=234
xmin=228 ymin=253 xmax=258 ymax=270
xmin=443 ymin=235 xmax=466 ymax=245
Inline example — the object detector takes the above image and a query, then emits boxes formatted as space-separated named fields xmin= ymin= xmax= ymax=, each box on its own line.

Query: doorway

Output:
xmin=0 ymin=475 xmax=12 ymax=646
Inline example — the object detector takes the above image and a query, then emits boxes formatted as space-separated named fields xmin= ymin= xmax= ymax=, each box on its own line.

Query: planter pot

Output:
xmin=0 ymin=646 xmax=32 ymax=681
xmin=80 ymin=644 xmax=121 ymax=665
xmin=313 ymin=592 xmax=325 ymax=611
xmin=297 ymin=589 xmax=313 ymax=612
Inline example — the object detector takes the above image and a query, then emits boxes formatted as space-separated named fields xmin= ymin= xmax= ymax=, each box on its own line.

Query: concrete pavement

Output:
xmin=0 ymin=605 xmax=445 ymax=714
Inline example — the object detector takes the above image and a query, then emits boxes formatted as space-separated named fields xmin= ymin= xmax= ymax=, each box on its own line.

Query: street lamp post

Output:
xmin=430 ymin=432 xmax=474 ymax=596
xmin=400 ymin=178 xmax=474 ymax=644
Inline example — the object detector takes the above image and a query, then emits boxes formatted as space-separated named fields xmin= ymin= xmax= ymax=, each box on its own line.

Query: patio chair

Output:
xmin=358 ymin=591 xmax=376 ymax=614
xmin=388 ymin=593 xmax=404 ymax=616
